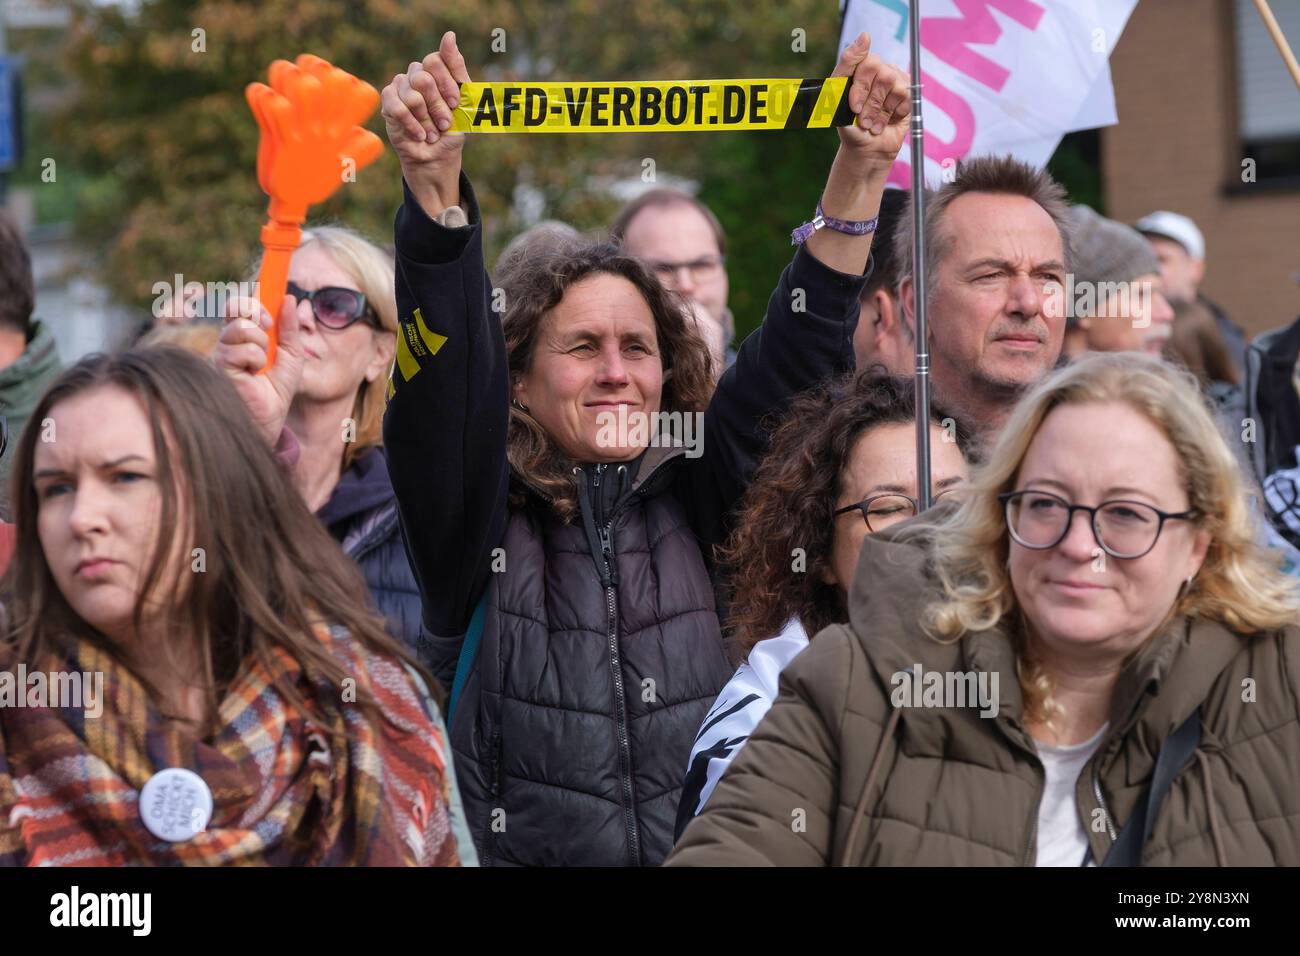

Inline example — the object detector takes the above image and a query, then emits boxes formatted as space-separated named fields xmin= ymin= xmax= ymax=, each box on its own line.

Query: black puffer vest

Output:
xmin=449 ymin=446 xmax=734 ymax=866
xmin=318 ymin=447 xmax=434 ymax=671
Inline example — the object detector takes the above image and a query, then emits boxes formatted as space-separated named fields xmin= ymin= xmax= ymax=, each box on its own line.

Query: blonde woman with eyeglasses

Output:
xmin=670 ymin=352 xmax=1300 ymax=867
xmin=213 ymin=226 xmax=439 ymax=676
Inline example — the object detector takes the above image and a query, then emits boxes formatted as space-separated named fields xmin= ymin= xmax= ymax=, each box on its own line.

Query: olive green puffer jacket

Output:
xmin=668 ymin=530 xmax=1300 ymax=866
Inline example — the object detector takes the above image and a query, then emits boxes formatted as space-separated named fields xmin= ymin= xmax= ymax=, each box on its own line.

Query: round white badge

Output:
xmin=139 ymin=768 xmax=213 ymax=842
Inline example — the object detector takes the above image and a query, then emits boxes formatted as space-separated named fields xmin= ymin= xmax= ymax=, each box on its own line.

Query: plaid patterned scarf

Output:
xmin=0 ymin=623 xmax=461 ymax=866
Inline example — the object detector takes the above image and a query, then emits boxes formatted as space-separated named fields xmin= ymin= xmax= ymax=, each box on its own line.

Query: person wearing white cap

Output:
xmin=1135 ymin=210 xmax=1248 ymax=378
xmin=1135 ymin=216 xmax=1300 ymax=576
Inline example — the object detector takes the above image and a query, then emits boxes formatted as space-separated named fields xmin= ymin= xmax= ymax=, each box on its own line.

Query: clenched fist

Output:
xmin=382 ymin=31 xmax=472 ymax=218
xmin=213 ymin=294 xmax=305 ymax=448
xmin=834 ymin=32 xmax=911 ymax=170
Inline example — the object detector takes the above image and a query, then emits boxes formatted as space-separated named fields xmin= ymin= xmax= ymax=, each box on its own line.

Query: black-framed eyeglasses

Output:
xmin=999 ymin=489 xmax=1198 ymax=560
xmin=286 ymin=280 xmax=377 ymax=330
xmin=647 ymin=255 xmax=726 ymax=284
xmin=0 ymin=416 xmax=7 ymax=461
xmin=834 ymin=486 xmax=962 ymax=532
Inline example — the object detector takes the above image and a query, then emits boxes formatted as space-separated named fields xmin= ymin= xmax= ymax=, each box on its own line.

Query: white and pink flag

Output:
xmin=839 ymin=0 xmax=1139 ymax=187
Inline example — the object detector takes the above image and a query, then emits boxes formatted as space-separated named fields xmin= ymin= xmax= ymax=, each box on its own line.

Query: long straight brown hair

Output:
xmin=1 ymin=346 xmax=429 ymax=729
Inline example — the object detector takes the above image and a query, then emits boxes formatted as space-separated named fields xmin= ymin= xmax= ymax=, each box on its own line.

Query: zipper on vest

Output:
xmin=589 ymin=465 xmax=640 ymax=864
xmin=484 ymin=728 xmax=503 ymax=866
xmin=592 ymin=464 xmax=606 ymax=522
xmin=1019 ymin=748 xmax=1115 ymax=866
xmin=1091 ymin=757 xmax=1117 ymax=844
xmin=601 ymin=522 xmax=639 ymax=864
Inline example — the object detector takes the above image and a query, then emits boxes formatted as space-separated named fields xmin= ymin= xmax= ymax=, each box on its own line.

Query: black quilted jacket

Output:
xmin=318 ymin=446 xmax=434 ymax=670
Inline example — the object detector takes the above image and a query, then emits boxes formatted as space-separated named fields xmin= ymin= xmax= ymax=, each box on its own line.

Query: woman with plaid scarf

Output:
xmin=0 ymin=346 xmax=475 ymax=866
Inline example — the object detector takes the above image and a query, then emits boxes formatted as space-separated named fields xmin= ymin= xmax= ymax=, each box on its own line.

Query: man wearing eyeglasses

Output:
xmin=611 ymin=188 xmax=737 ymax=370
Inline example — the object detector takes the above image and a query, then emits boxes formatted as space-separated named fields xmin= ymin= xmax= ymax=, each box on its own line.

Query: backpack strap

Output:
xmin=1101 ymin=707 xmax=1202 ymax=867
xmin=447 ymin=592 xmax=488 ymax=722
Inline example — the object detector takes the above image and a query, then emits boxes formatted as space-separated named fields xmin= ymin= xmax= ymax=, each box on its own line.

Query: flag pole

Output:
xmin=1252 ymin=0 xmax=1300 ymax=92
xmin=909 ymin=0 xmax=933 ymax=511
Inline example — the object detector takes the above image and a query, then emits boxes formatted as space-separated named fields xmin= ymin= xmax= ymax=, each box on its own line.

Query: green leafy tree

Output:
xmin=51 ymin=0 xmax=845 ymax=337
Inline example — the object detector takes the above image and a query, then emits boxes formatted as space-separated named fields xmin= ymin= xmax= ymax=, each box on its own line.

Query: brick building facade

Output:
xmin=1103 ymin=0 xmax=1300 ymax=338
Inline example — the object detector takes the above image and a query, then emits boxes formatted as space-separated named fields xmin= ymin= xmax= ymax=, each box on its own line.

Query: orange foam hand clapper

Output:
xmin=245 ymin=54 xmax=384 ymax=369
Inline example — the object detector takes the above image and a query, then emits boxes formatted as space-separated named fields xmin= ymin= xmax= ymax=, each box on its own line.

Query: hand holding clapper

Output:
xmin=245 ymin=55 xmax=384 ymax=370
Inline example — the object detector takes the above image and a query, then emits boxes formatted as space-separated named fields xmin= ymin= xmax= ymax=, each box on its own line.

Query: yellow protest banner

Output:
xmin=448 ymin=77 xmax=854 ymax=133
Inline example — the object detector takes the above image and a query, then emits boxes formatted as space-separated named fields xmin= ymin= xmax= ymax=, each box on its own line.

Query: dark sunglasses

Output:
xmin=286 ymin=280 xmax=377 ymax=330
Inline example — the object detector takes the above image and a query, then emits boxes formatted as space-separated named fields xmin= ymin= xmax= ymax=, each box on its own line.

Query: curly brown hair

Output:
xmin=719 ymin=369 xmax=976 ymax=662
xmin=502 ymin=243 xmax=716 ymax=521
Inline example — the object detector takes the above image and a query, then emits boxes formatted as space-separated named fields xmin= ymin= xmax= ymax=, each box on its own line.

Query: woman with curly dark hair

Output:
xmin=676 ymin=370 xmax=975 ymax=835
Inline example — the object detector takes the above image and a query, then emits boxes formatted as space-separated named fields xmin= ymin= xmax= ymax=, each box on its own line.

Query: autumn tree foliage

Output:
xmin=52 ymin=0 xmax=843 ymax=337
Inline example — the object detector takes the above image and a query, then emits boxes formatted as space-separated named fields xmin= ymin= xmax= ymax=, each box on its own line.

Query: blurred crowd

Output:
xmin=0 ymin=32 xmax=1297 ymax=868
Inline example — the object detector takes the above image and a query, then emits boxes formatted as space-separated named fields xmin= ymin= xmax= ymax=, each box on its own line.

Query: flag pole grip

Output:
xmin=909 ymin=0 xmax=933 ymax=512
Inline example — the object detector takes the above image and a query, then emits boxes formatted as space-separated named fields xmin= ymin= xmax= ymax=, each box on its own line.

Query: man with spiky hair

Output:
xmin=893 ymin=155 xmax=1073 ymax=438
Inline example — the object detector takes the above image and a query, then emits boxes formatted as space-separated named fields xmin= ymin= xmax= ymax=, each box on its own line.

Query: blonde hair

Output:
xmin=250 ymin=224 xmax=397 ymax=470
xmin=901 ymin=351 xmax=1300 ymax=724
xmin=140 ymin=321 xmax=221 ymax=357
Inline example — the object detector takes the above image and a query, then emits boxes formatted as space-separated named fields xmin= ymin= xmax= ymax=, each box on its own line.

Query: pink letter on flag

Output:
xmin=922 ymin=0 xmax=1046 ymax=93
xmin=886 ymin=69 xmax=977 ymax=190
xmin=842 ymin=0 xmax=1139 ymax=186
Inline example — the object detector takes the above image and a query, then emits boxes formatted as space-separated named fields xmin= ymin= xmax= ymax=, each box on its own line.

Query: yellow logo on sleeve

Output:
xmin=388 ymin=307 xmax=448 ymax=402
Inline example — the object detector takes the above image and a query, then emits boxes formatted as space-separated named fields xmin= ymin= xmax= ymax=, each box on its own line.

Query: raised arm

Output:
xmin=380 ymin=33 xmax=510 ymax=685
xmin=677 ymin=33 xmax=910 ymax=551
